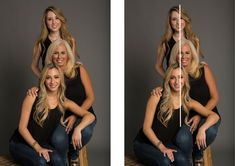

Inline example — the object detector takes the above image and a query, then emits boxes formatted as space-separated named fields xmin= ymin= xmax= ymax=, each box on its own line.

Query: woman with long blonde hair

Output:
xmin=29 ymin=39 xmax=96 ymax=165
xmin=9 ymin=64 xmax=95 ymax=166
xmin=134 ymin=64 xmax=219 ymax=166
xmin=155 ymin=5 xmax=201 ymax=77
xmin=31 ymin=6 xmax=79 ymax=78
xmin=169 ymin=39 xmax=221 ymax=165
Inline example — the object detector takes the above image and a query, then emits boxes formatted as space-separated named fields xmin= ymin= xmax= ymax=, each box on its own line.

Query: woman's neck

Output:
xmin=173 ymin=31 xmax=185 ymax=41
xmin=48 ymin=32 xmax=61 ymax=41
xmin=171 ymin=92 xmax=182 ymax=109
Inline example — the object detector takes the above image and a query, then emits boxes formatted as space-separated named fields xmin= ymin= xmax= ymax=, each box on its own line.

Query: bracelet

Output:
xmin=32 ymin=141 xmax=38 ymax=148
xmin=156 ymin=141 xmax=162 ymax=148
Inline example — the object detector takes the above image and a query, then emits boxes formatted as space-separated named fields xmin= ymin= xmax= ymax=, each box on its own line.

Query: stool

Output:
xmin=125 ymin=154 xmax=144 ymax=166
xmin=0 ymin=154 xmax=19 ymax=166
xmin=203 ymin=146 xmax=213 ymax=166
xmin=79 ymin=146 xmax=88 ymax=166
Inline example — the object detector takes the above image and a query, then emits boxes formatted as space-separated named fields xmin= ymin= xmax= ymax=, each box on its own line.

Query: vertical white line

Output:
xmin=179 ymin=4 xmax=182 ymax=127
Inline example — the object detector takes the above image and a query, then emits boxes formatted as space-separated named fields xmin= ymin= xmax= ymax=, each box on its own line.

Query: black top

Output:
xmin=64 ymin=66 xmax=95 ymax=118
xmin=40 ymin=37 xmax=52 ymax=67
xmin=11 ymin=102 xmax=62 ymax=145
xmin=135 ymin=98 xmax=187 ymax=145
xmin=165 ymin=37 xmax=176 ymax=67
xmin=189 ymin=66 xmax=219 ymax=116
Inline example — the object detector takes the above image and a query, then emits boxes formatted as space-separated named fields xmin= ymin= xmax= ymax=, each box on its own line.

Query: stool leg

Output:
xmin=203 ymin=146 xmax=213 ymax=166
xmin=79 ymin=146 xmax=88 ymax=166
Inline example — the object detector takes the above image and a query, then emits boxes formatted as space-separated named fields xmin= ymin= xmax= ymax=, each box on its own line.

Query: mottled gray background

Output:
xmin=0 ymin=1 xmax=110 ymax=165
xmin=125 ymin=0 xmax=234 ymax=165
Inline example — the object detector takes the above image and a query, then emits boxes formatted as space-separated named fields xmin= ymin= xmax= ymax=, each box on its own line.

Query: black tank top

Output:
xmin=11 ymin=103 xmax=62 ymax=144
xmin=165 ymin=37 xmax=176 ymax=67
xmin=40 ymin=37 xmax=52 ymax=67
xmin=135 ymin=99 xmax=187 ymax=145
xmin=64 ymin=66 xmax=95 ymax=118
xmin=189 ymin=66 xmax=219 ymax=116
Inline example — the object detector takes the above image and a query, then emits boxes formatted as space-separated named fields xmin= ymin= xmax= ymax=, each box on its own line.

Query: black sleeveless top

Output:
xmin=135 ymin=99 xmax=187 ymax=145
xmin=64 ymin=66 xmax=95 ymax=118
xmin=11 ymin=102 xmax=62 ymax=145
xmin=165 ymin=37 xmax=176 ymax=67
xmin=40 ymin=37 xmax=52 ymax=67
xmin=189 ymin=66 xmax=219 ymax=116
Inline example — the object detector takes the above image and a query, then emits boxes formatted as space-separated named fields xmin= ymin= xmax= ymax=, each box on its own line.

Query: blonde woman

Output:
xmin=155 ymin=6 xmax=201 ymax=77
xmin=9 ymin=64 xmax=95 ymax=166
xmin=31 ymin=6 xmax=78 ymax=78
xmin=29 ymin=39 xmax=96 ymax=165
xmin=169 ymin=39 xmax=220 ymax=165
xmin=134 ymin=64 xmax=219 ymax=166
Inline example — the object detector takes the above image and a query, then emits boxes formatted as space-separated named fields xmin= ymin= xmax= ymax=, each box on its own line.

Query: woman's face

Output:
xmin=177 ymin=43 xmax=192 ymax=68
xmin=52 ymin=44 xmax=68 ymax=68
xmin=45 ymin=68 xmax=61 ymax=92
xmin=46 ymin=11 xmax=62 ymax=32
xmin=170 ymin=11 xmax=186 ymax=32
xmin=169 ymin=68 xmax=185 ymax=92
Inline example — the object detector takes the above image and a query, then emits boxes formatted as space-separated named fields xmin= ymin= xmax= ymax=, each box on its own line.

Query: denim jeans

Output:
xmin=133 ymin=125 xmax=192 ymax=166
xmin=9 ymin=140 xmax=66 ymax=166
xmin=193 ymin=118 xmax=221 ymax=160
xmin=52 ymin=118 xmax=96 ymax=160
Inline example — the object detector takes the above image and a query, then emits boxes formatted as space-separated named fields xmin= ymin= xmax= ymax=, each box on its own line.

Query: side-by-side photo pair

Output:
xmin=0 ymin=0 xmax=234 ymax=166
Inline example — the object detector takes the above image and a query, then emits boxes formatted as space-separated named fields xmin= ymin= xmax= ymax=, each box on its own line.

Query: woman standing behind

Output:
xmin=9 ymin=64 xmax=95 ymax=166
xmin=155 ymin=5 xmax=201 ymax=77
xmin=31 ymin=6 xmax=78 ymax=78
xmin=133 ymin=64 xmax=219 ymax=166
xmin=169 ymin=39 xmax=221 ymax=165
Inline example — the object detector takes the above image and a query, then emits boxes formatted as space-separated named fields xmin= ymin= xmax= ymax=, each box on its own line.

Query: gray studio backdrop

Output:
xmin=125 ymin=0 xmax=234 ymax=165
xmin=0 ymin=1 xmax=110 ymax=165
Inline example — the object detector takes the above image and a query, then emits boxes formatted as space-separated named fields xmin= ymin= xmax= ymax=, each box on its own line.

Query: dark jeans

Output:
xmin=52 ymin=118 xmax=96 ymax=160
xmin=193 ymin=118 xmax=221 ymax=160
xmin=133 ymin=125 xmax=192 ymax=166
xmin=9 ymin=140 xmax=65 ymax=166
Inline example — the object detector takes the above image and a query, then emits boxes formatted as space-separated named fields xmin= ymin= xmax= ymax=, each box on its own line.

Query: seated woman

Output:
xmin=9 ymin=63 xmax=95 ymax=166
xmin=169 ymin=39 xmax=221 ymax=165
xmin=29 ymin=39 xmax=96 ymax=166
xmin=133 ymin=63 xmax=220 ymax=166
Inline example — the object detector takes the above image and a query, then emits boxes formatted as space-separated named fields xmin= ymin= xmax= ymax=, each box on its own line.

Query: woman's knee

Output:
xmin=81 ymin=121 xmax=96 ymax=145
xmin=175 ymin=125 xmax=192 ymax=146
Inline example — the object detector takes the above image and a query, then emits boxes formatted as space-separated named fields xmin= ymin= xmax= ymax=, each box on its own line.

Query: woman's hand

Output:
xmin=37 ymin=147 xmax=53 ymax=162
xmin=196 ymin=128 xmax=207 ymax=149
xmin=63 ymin=115 xmax=77 ymax=133
xmin=187 ymin=115 xmax=201 ymax=133
xmin=151 ymin=87 xmax=163 ymax=97
xmin=159 ymin=145 xmax=177 ymax=162
xmin=71 ymin=128 xmax=82 ymax=150
xmin=27 ymin=87 xmax=39 ymax=97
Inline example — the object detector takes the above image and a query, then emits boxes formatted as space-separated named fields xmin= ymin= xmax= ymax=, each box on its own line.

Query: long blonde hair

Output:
xmin=33 ymin=63 xmax=66 ymax=127
xmin=45 ymin=39 xmax=78 ymax=78
xmin=157 ymin=63 xmax=190 ymax=127
xmin=158 ymin=6 xmax=201 ymax=59
xmin=36 ymin=6 xmax=74 ymax=50
xmin=169 ymin=39 xmax=202 ymax=78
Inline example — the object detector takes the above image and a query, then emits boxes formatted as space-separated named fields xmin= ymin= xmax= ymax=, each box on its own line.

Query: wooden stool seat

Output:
xmin=0 ymin=154 xmax=19 ymax=166
xmin=203 ymin=146 xmax=213 ymax=166
xmin=79 ymin=146 xmax=89 ymax=166
xmin=125 ymin=154 xmax=144 ymax=166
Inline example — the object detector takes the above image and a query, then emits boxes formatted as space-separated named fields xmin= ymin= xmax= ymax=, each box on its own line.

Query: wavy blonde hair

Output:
xmin=45 ymin=39 xmax=78 ymax=78
xmin=35 ymin=6 xmax=75 ymax=51
xmin=157 ymin=63 xmax=190 ymax=127
xmin=33 ymin=63 xmax=66 ymax=127
xmin=158 ymin=6 xmax=201 ymax=59
xmin=169 ymin=39 xmax=203 ymax=78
